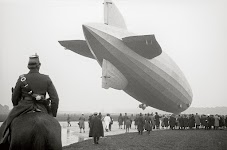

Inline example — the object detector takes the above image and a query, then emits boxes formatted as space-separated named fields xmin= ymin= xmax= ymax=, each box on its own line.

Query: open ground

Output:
xmin=63 ymin=129 xmax=227 ymax=150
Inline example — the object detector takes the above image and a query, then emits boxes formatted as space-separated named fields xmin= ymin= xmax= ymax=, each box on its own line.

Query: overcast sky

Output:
xmin=0 ymin=0 xmax=227 ymax=113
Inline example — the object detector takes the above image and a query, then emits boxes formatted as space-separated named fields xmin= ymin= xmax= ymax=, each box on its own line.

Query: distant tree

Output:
xmin=0 ymin=104 xmax=10 ymax=114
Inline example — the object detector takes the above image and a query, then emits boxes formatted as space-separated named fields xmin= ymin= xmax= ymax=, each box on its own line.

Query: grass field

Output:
xmin=63 ymin=129 xmax=227 ymax=150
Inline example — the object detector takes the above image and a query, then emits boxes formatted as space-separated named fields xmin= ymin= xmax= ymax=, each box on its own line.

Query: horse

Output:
xmin=6 ymin=112 xmax=62 ymax=150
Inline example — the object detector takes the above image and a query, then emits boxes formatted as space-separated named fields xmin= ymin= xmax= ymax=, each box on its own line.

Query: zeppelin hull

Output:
xmin=83 ymin=24 xmax=192 ymax=113
xmin=58 ymin=0 xmax=193 ymax=114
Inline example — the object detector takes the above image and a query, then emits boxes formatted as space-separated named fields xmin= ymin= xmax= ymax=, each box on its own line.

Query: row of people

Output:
xmin=174 ymin=113 xmax=227 ymax=130
xmin=67 ymin=112 xmax=227 ymax=132
xmin=118 ymin=112 xmax=227 ymax=131
xmin=69 ymin=112 xmax=227 ymax=145
xmin=118 ymin=112 xmax=162 ymax=131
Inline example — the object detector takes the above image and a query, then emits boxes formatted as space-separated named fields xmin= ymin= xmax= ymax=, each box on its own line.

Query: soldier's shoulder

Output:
xmin=19 ymin=74 xmax=26 ymax=77
xmin=39 ymin=73 xmax=52 ymax=82
xmin=18 ymin=74 xmax=27 ymax=80
xmin=39 ymin=73 xmax=50 ymax=78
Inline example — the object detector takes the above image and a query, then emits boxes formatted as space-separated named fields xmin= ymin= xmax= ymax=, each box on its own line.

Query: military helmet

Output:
xmin=27 ymin=53 xmax=41 ymax=69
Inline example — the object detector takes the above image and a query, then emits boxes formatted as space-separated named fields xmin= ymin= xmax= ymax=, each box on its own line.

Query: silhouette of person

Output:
xmin=0 ymin=54 xmax=59 ymax=147
xmin=89 ymin=112 xmax=104 ymax=144
xmin=67 ymin=114 xmax=71 ymax=127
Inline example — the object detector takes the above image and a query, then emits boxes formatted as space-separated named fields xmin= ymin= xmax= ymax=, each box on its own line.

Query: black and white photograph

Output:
xmin=0 ymin=0 xmax=227 ymax=149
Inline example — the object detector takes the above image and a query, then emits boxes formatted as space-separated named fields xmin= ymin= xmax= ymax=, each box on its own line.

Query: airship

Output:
xmin=58 ymin=0 xmax=193 ymax=114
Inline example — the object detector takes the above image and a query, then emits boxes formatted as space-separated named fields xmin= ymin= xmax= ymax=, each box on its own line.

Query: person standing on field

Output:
xmin=79 ymin=113 xmax=86 ymax=133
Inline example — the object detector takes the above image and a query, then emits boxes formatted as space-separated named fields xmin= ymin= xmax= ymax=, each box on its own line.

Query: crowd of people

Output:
xmin=168 ymin=113 xmax=227 ymax=130
xmin=123 ymin=112 xmax=227 ymax=132
xmin=69 ymin=111 xmax=227 ymax=144
xmin=118 ymin=112 xmax=227 ymax=132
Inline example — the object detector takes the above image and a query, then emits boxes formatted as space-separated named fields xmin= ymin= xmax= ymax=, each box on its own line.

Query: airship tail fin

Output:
xmin=122 ymin=35 xmax=162 ymax=59
xmin=104 ymin=0 xmax=127 ymax=29
xmin=58 ymin=40 xmax=95 ymax=59
xmin=102 ymin=59 xmax=128 ymax=90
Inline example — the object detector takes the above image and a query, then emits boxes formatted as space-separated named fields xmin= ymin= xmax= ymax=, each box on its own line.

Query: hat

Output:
xmin=94 ymin=112 xmax=98 ymax=115
xmin=28 ymin=53 xmax=41 ymax=69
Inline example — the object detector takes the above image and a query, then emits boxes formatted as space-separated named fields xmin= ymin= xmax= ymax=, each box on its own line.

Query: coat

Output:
xmin=137 ymin=115 xmax=145 ymax=132
xmin=163 ymin=117 xmax=169 ymax=127
xmin=125 ymin=119 xmax=131 ymax=128
xmin=214 ymin=115 xmax=220 ymax=127
xmin=144 ymin=116 xmax=152 ymax=131
xmin=194 ymin=114 xmax=201 ymax=125
xmin=79 ymin=116 xmax=86 ymax=129
xmin=155 ymin=114 xmax=160 ymax=126
xmin=123 ymin=115 xmax=129 ymax=124
xmin=183 ymin=117 xmax=189 ymax=127
xmin=169 ymin=116 xmax=176 ymax=128
xmin=118 ymin=115 xmax=123 ymax=125
xmin=150 ymin=116 xmax=155 ymax=127
xmin=89 ymin=116 xmax=104 ymax=137
xmin=179 ymin=117 xmax=184 ymax=127
xmin=12 ymin=69 xmax=59 ymax=116
xmin=188 ymin=115 xmax=195 ymax=128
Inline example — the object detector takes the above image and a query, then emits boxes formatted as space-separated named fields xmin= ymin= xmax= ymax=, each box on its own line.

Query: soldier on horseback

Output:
xmin=0 ymin=54 xmax=59 ymax=148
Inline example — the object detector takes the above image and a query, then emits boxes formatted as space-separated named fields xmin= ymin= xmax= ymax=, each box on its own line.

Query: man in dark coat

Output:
xmin=118 ymin=113 xmax=123 ymax=129
xmin=207 ymin=115 xmax=213 ymax=129
xmin=178 ymin=115 xmax=184 ymax=129
xmin=137 ymin=113 xmax=145 ymax=135
xmin=169 ymin=114 xmax=176 ymax=129
xmin=163 ymin=115 xmax=169 ymax=129
xmin=144 ymin=113 xmax=152 ymax=134
xmin=123 ymin=113 xmax=128 ymax=129
xmin=188 ymin=114 xmax=195 ymax=129
xmin=89 ymin=112 xmax=104 ymax=144
xmin=183 ymin=115 xmax=189 ymax=129
xmin=0 ymin=54 xmax=59 ymax=146
xmin=154 ymin=112 xmax=160 ymax=129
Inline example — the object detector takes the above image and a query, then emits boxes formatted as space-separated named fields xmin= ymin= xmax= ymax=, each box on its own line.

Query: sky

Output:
xmin=0 ymin=0 xmax=227 ymax=113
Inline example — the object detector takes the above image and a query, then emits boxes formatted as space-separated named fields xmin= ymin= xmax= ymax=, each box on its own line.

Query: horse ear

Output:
xmin=11 ymin=87 xmax=14 ymax=93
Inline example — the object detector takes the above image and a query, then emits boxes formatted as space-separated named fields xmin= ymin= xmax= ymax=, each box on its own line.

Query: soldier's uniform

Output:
xmin=0 ymin=54 xmax=59 ymax=146
xmin=11 ymin=68 xmax=59 ymax=117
